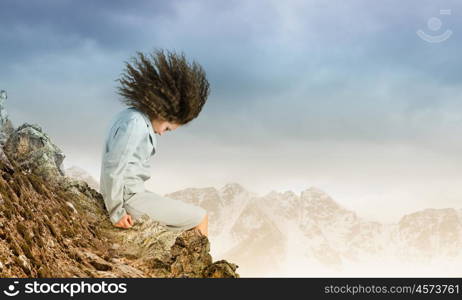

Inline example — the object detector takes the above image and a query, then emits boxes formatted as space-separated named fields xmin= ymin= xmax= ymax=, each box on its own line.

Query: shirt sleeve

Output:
xmin=102 ymin=115 xmax=145 ymax=225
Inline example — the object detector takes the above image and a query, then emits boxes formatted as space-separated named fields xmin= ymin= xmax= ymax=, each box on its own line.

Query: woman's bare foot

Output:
xmin=192 ymin=213 xmax=208 ymax=237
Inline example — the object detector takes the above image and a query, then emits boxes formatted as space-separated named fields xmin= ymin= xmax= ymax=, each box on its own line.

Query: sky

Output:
xmin=1 ymin=0 xmax=461 ymax=223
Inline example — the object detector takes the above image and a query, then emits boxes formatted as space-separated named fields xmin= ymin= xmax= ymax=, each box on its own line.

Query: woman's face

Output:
xmin=151 ymin=119 xmax=180 ymax=136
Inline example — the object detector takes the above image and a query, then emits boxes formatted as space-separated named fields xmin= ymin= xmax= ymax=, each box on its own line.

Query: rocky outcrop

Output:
xmin=3 ymin=123 xmax=66 ymax=182
xmin=0 ymin=90 xmax=14 ymax=147
xmin=0 ymin=90 xmax=14 ymax=169
xmin=0 ymin=120 xmax=239 ymax=278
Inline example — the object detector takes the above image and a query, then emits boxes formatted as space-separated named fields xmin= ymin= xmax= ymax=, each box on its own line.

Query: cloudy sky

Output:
xmin=1 ymin=0 xmax=461 ymax=222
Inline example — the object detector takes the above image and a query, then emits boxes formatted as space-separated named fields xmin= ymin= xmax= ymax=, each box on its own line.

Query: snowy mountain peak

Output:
xmin=398 ymin=208 xmax=462 ymax=231
xmin=64 ymin=165 xmax=99 ymax=191
xmin=258 ymin=189 xmax=301 ymax=220
xmin=301 ymin=187 xmax=340 ymax=209
xmin=303 ymin=186 xmax=329 ymax=196
xmin=220 ymin=182 xmax=246 ymax=193
xmin=164 ymin=182 xmax=462 ymax=276
xmin=219 ymin=182 xmax=248 ymax=204
xmin=65 ymin=165 xmax=87 ymax=176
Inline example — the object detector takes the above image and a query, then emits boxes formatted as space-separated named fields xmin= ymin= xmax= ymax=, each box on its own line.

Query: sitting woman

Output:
xmin=99 ymin=49 xmax=210 ymax=236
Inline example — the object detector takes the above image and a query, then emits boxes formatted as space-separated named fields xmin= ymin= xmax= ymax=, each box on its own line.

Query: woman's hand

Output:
xmin=115 ymin=213 xmax=133 ymax=229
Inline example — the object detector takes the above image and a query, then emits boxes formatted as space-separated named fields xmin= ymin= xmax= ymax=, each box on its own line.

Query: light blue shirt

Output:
xmin=99 ymin=107 xmax=157 ymax=224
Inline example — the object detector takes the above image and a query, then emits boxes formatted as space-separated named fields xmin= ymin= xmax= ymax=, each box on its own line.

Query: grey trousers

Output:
xmin=124 ymin=190 xmax=207 ymax=231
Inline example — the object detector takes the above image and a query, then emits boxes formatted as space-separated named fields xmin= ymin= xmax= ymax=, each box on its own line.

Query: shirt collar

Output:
xmin=130 ymin=107 xmax=157 ymax=150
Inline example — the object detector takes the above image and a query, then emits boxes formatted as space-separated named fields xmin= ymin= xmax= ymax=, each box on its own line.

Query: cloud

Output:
xmin=0 ymin=0 xmax=461 ymax=211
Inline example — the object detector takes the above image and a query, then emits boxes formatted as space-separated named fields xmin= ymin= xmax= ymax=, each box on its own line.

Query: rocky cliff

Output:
xmin=0 ymin=106 xmax=239 ymax=277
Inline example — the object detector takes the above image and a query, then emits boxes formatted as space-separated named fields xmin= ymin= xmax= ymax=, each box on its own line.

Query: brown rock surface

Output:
xmin=0 ymin=123 xmax=239 ymax=278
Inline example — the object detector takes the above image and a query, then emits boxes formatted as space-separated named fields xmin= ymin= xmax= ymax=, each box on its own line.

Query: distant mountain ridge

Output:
xmin=166 ymin=183 xmax=462 ymax=276
xmin=69 ymin=169 xmax=462 ymax=277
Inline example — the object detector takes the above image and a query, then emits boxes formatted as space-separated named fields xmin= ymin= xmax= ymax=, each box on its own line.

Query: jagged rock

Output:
xmin=204 ymin=260 xmax=240 ymax=278
xmin=0 ymin=90 xmax=15 ymax=147
xmin=0 ymin=147 xmax=13 ymax=170
xmin=0 ymin=125 xmax=239 ymax=278
xmin=0 ymin=160 xmax=239 ymax=277
xmin=0 ymin=161 xmax=109 ymax=277
xmin=3 ymin=123 xmax=65 ymax=182
xmin=166 ymin=229 xmax=213 ymax=277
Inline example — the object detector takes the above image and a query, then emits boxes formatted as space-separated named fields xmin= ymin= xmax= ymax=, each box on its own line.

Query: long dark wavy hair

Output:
xmin=116 ymin=49 xmax=210 ymax=125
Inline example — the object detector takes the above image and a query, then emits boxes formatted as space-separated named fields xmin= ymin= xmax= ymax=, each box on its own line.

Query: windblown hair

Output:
xmin=116 ymin=49 xmax=210 ymax=124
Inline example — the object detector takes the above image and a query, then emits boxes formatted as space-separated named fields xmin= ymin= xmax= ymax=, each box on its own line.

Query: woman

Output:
xmin=99 ymin=49 xmax=210 ymax=236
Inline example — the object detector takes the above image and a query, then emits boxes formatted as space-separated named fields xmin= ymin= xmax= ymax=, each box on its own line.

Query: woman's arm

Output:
xmin=101 ymin=115 xmax=145 ymax=225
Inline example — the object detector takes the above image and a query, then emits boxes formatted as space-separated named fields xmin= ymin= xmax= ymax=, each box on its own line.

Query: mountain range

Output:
xmin=69 ymin=168 xmax=462 ymax=277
